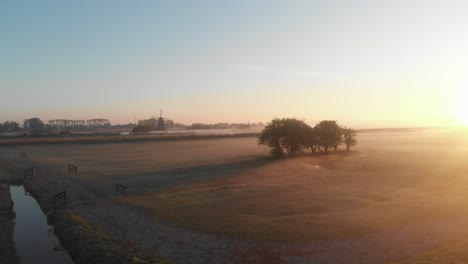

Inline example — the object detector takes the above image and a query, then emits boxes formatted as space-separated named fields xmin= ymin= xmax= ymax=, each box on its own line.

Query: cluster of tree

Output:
xmin=187 ymin=122 xmax=264 ymax=130
xmin=170 ymin=122 xmax=187 ymax=129
xmin=0 ymin=121 xmax=21 ymax=132
xmin=258 ymin=118 xmax=357 ymax=157
xmin=132 ymin=125 xmax=153 ymax=133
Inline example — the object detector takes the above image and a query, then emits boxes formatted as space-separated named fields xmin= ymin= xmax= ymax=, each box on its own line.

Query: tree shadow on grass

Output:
xmin=106 ymin=155 xmax=276 ymax=193
xmin=93 ymin=151 xmax=360 ymax=195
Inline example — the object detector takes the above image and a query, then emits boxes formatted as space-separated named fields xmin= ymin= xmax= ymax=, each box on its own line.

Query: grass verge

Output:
xmin=52 ymin=209 xmax=167 ymax=264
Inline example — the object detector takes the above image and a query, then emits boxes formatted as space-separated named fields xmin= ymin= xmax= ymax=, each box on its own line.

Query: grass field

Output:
xmin=123 ymin=130 xmax=468 ymax=242
xmin=3 ymin=129 xmax=468 ymax=262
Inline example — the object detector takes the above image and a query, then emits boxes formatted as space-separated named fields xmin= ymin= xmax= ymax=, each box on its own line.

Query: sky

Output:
xmin=1 ymin=0 xmax=468 ymax=128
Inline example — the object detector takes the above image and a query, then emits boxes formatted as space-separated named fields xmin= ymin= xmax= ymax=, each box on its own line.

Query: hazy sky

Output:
xmin=1 ymin=0 xmax=468 ymax=128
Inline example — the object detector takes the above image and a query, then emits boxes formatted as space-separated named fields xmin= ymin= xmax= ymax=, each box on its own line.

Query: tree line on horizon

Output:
xmin=0 ymin=119 xmax=46 ymax=134
xmin=0 ymin=121 xmax=21 ymax=132
xmin=258 ymin=118 xmax=357 ymax=157
xmin=2 ymin=117 xmax=265 ymax=135
xmin=1 ymin=117 xmax=122 ymax=135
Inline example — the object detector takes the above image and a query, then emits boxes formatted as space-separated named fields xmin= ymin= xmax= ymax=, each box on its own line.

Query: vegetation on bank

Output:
xmin=258 ymin=118 xmax=357 ymax=157
xmin=53 ymin=209 xmax=167 ymax=264
xmin=0 ymin=184 xmax=18 ymax=264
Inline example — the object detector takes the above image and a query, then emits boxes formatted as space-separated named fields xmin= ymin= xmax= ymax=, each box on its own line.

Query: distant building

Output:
xmin=86 ymin=119 xmax=111 ymax=127
xmin=48 ymin=119 xmax=86 ymax=129
xmin=137 ymin=109 xmax=172 ymax=130
xmin=47 ymin=118 xmax=110 ymax=129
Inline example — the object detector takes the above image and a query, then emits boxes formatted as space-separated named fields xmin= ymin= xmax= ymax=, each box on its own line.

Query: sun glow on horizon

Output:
xmin=453 ymin=83 xmax=468 ymax=126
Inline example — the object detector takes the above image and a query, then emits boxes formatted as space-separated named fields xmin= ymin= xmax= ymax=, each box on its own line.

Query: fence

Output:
xmin=68 ymin=165 xmax=78 ymax=175
xmin=24 ymin=167 xmax=34 ymax=178
xmin=19 ymin=152 xmax=132 ymax=210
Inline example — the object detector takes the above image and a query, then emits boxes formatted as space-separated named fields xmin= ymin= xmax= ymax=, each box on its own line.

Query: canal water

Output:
xmin=10 ymin=185 xmax=74 ymax=264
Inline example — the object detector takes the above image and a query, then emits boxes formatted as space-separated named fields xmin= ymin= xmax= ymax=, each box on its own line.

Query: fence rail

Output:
xmin=68 ymin=164 xmax=78 ymax=175
xmin=19 ymin=157 xmax=134 ymax=210
xmin=53 ymin=191 xmax=67 ymax=206
xmin=24 ymin=167 xmax=34 ymax=178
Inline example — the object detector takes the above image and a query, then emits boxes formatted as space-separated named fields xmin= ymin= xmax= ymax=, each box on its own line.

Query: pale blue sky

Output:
xmin=1 ymin=0 xmax=468 ymax=127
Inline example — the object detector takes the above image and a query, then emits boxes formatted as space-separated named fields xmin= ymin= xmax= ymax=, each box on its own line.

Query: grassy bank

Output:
xmin=22 ymin=178 xmax=166 ymax=264
xmin=52 ymin=209 xmax=165 ymax=264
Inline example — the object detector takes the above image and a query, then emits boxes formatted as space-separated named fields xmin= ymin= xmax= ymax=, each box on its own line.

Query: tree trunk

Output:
xmin=311 ymin=145 xmax=316 ymax=153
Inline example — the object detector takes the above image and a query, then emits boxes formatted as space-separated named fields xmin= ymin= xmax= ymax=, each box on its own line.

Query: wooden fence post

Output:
xmin=115 ymin=184 xmax=127 ymax=197
xmin=68 ymin=164 xmax=78 ymax=175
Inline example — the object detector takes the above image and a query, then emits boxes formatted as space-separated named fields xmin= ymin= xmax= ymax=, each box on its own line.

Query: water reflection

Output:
xmin=11 ymin=185 xmax=74 ymax=264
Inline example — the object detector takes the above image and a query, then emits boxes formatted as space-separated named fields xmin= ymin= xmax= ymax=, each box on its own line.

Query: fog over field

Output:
xmin=2 ymin=129 xmax=468 ymax=263
xmin=3 ymin=1 xmax=468 ymax=263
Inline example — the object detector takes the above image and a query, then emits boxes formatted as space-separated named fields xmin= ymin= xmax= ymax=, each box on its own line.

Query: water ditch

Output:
xmin=10 ymin=185 xmax=74 ymax=264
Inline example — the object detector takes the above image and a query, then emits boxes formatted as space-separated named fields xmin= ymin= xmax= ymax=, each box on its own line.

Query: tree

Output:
xmin=0 ymin=121 xmax=20 ymax=132
xmin=342 ymin=127 xmax=357 ymax=151
xmin=258 ymin=118 xmax=285 ymax=157
xmin=6 ymin=121 xmax=20 ymax=131
xmin=314 ymin=120 xmax=342 ymax=153
xmin=281 ymin=118 xmax=311 ymax=155
xmin=24 ymin=118 xmax=45 ymax=135
xmin=306 ymin=126 xmax=318 ymax=153
xmin=258 ymin=118 xmax=311 ymax=157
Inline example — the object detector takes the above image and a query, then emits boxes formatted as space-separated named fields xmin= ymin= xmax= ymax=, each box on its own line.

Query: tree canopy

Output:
xmin=314 ymin=120 xmax=343 ymax=153
xmin=258 ymin=118 xmax=311 ymax=157
xmin=0 ymin=121 xmax=20 ymax=132
xmin=24 ymin=118 xmax=45 ymax=135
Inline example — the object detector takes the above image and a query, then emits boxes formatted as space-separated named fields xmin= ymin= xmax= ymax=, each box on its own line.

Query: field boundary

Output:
xmin=0 ymin=132 xmax=259 ymax=146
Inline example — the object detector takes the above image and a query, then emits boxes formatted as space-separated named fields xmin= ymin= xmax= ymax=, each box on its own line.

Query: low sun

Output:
xmin=457 ymin=112 xmax=468 ymax=126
